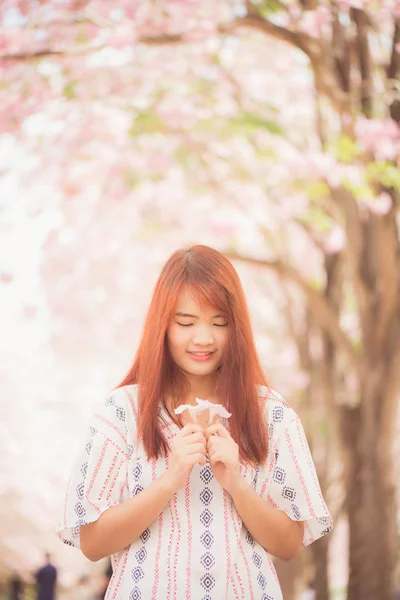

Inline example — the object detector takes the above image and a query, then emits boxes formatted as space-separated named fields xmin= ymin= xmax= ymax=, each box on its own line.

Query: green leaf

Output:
xmin=306 ymin=180 xmax=330 ymax=201
xmin=123 ymin=169 xmax=140 ymax=190
xmin=342 ymin=179 xmax=374 ymax=200
xmin=63 ymin=82 xmax=76 ymax=100
xmin=366 ymin=162 xmax=400 ymax=192
xmin=255 ymin=0 xmax=283 ymax=18
xmin=129 ymin=112 xmax=165 ymax=136
xmin=300 ymin=206 xmax=332 ymax=232
xmin=333 ymin=135 xmax=360 ymax=163
xmin=76 ymin=26 xmax=88 ymax=45
xmin=223 ymin=111 xmax=283 ymax=136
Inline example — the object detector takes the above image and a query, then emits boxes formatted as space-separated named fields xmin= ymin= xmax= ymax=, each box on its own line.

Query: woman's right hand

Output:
xmin=165 ymin=424 xmax=207 ymax=491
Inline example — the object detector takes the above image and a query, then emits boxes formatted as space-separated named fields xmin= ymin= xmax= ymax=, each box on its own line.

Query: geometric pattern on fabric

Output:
xmin=199 ymin=460 xmax=216 ymax=600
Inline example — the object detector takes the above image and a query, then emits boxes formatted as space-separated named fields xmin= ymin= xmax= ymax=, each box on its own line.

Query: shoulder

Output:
xmin=106 ymin=384 xmax=139 ymax=414
xmin=257 ymin=384 xmax=299 ymax=438
xmin=90 ymin=384 xmax=139 ymax=442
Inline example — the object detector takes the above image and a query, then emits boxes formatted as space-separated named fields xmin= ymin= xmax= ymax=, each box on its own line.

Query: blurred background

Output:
xmin=1 ymin=1 xmax=399 ymax=599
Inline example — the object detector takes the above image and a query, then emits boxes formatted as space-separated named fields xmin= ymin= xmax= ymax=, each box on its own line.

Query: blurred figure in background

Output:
xmin=8 ymin=572 xmax=24 ymax=600
xmin=35 ymin=553 xmax=57 ymax=600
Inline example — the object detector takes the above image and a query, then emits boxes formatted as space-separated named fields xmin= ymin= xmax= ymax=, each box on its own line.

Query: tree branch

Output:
xmin=224 ymin=251 xmax=360 ymax=374
xmin=0 ymin=16 xmax=311 ymax=63
xmin=374 ymin=209 xmax=400 ymax=349
xmin=233 ymin=15 xmax=310 ymax=51
xmin=351 ymin=8 xmax=373 ymax=118
xmin=387 ymin=20 xmax=400 ymax=122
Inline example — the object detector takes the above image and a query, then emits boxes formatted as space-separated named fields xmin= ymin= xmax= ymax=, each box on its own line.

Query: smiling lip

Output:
xmin=188 ymin=351 xmax=215 ymax=362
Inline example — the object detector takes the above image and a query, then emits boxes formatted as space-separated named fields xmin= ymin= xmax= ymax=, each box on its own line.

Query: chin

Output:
xmin=182 ymin=362 xmax=218 ymax=377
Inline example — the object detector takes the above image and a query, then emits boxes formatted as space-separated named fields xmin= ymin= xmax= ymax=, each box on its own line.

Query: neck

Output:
xmin=183 ymin=373 xmax=219 ymax=403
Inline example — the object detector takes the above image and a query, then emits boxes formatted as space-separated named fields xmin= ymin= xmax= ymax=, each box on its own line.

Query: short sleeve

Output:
xmin=56 ymin=388 xmax=134 ymax=549
xmin=258 ymin=415 xmax=332 ymax=547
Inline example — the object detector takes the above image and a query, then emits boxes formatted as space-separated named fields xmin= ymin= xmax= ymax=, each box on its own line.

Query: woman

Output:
xmin=57 ymin=245 xmax=332 ymax=599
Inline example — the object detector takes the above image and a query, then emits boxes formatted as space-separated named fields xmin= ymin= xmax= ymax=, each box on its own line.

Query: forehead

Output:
xmin=175 ymin=284 xmax=218 ymax=315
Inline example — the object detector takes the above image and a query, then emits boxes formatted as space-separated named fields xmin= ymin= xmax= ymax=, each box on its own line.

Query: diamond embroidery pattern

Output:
xmin=140 ymin=529 xmax=151 ymax=543
xmin=245 ymin=531 xmax=255 ymax=547
xmin=257 ymin=572 xmax=266 ymax=590
xmin=74 ymin=502 xmax=85 ymax=519
xmin=105 ymin=395 xmax=115 ymax=406
xmin=200 ymin=465 xmax=213 ymax=485
xmin=200 ymin=573 xmax=215 ymax=591
xmin=135 ymin=547 xmax=147 ymax=564
xmin=133 ymin=463 xmax=142 ymax=482
xmin=200 ymin=488 xmax=213 ymax=506
xmin=273 ymin=467 xmax=286 ymax=485
xmin=291 ymin=504 xmax=301 ymax=520
xmin=116 ymin=406 xmax=126 ymax=421
xmin=200 ymin=509 xmax=213 ymax=528
xmin=282 ymin=486 xmax=296 ymax=501
xmin=200 ymin=552 xmax=216 ymax=570
xmin=133 ymin=485 xmax=144 ymax=496
xmin=200 ymin=530 xmax=214 ymax=549
xmin=129 ymin=588 xmax=141 ymax=600
xmin=76 ymin=482 xmax=84 ymax=500
xmin=272 ymin=406 xmax=284 ymax=422
xmin=131 ymin=566 xmax=144 ymax=583
xmin=252 ymin=553 xmax=262 ymax=569
xmin=198 ymin=458 xmax=216 ymax=595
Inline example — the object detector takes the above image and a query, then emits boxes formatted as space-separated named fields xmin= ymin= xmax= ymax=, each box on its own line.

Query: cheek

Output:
xmin=167 ymin=325 xmax=190 ymax=351
xmin=218 ymin=329 xmax=229 ymax=351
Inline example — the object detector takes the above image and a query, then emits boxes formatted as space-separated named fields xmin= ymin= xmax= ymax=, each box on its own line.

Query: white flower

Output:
xmin=174 ymin=397 xmax=232 ymax=425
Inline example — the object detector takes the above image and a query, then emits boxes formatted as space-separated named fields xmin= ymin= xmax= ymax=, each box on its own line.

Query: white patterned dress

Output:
xmin=57 ymin=384 xmax=332 ymax=600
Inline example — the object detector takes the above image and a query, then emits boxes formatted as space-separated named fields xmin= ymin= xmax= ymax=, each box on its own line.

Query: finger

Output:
xmin=187 ymin=453 xmax=206 ymax=467
xmin=184 ymin=432 xmax=206 ymax=445
xmin=206 ymin=437 xmax=222 ymax=452
xmin=205 ymin=423 xmax=231 ymax=439
xmin=179 ymin=423 xmax=204 ymax=437
xmin=209 ymin=452 xmax=223 ymax=465
xmin=187 ymin=443 xmax=207 ymax=456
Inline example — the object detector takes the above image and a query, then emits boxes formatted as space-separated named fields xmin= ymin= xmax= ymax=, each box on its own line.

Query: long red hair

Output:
xmin=118 ymin=245 xmax=269 ymax=465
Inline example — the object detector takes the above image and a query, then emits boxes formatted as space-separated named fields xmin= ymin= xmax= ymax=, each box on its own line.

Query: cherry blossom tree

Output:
xmin=1 ymin=1 xmax=400 ymax=599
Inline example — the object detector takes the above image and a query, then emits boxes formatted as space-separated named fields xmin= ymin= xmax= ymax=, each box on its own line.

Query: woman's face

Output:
xmin=167 ymin=285 xmax=229 ymax=382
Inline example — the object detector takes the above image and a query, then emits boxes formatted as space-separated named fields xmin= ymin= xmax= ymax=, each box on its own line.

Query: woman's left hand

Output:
xmin=205 ymin=423 xmax=241 ymax=494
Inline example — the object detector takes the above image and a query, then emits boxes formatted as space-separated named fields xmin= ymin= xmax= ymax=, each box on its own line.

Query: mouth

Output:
xmin=187 ymin=351 xmax=216 ymax=362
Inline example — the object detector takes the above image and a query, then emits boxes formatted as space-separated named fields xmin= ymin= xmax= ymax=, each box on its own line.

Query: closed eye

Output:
xmin=176 ymin=322 xmax=228 ymax=327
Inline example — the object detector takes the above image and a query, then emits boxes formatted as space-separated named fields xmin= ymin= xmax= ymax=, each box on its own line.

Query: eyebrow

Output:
xmin=175 ymin=312 xmax=224 ymax=319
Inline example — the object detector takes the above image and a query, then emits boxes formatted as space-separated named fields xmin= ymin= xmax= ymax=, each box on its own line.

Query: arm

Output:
xmin=206 ymin=422 xmax=304 ymax=561
xmin=81 ymin=423 xmax=206 ymax=562
xmin=81 ymin=472 xmax=175 ymax=562
xmin=229 ymin=475 xmax=304 ymax=561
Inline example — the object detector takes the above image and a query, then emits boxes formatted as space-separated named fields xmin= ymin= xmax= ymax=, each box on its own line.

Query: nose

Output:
xmin=192 ymin=326 xmax=215 ymax=346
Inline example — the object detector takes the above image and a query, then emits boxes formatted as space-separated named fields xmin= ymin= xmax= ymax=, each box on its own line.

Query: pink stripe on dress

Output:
xmin=165 ymin=456 xmax=174 ymax=600
xmin=224 ymin=489 xmax=239 ymax=599
xmin=151 ymin=456 xmax=163 ymax=599
xmin=229 ymin=501 xmax=246 ymax=599
xmin=184 ymin=481 xmax=192 ymax=600
xmin=172 ymin=486 xmax=181 ymax=599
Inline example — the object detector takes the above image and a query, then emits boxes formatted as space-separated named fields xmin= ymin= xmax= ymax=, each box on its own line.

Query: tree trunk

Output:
xmin=311 ymin=535 xmax=330 ymax=600
xmin=340 ymin=383 xmax=398 ymax=599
